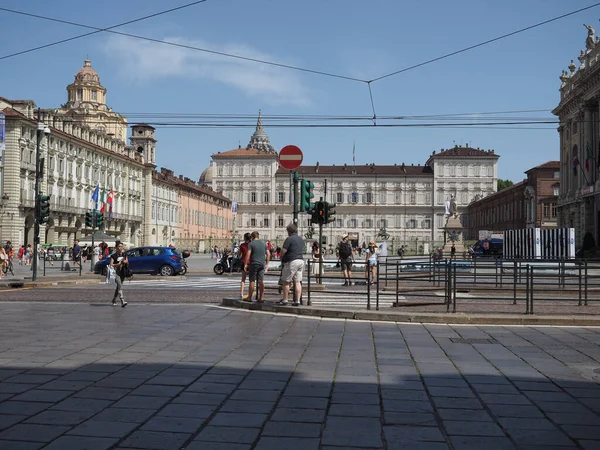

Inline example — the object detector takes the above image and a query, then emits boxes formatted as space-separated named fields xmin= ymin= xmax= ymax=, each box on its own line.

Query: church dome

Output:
xmin=199 ymin=166 xmax=213 ymax=184
xmin=74 ymin=60 xmax=101 ymax=85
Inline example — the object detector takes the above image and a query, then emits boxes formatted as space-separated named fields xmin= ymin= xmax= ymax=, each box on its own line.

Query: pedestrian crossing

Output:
xmin=118 ymin=277 xmax=401 ymax=308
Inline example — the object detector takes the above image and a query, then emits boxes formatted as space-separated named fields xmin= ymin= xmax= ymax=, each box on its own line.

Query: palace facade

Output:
xmin=553 ymin=26 xmax=600 ymax=246
xmin=205 ymin=115 xmax=499 ymax=253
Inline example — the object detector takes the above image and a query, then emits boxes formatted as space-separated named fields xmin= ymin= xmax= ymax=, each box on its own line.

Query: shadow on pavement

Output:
xmin=0 ymin=303 xmax=599 ymax=449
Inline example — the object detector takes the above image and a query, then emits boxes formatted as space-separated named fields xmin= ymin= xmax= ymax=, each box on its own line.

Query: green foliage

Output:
xmin=497 ymin=179 xmax=514 ymax=190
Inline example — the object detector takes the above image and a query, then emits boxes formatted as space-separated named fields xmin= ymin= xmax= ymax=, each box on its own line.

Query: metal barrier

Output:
xmin=281 ymin=256 xmax=600 ymax=315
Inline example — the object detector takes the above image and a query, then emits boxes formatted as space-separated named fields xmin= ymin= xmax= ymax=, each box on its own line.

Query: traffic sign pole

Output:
xmin=293 ymin=172 xmax=299 ymax=225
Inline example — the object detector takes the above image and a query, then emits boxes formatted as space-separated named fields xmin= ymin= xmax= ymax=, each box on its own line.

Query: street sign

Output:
xmin=279 ymin=145 xmax=303 ymax=170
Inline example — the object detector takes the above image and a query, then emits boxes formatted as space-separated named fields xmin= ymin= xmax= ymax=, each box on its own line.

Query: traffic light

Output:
xmin=300 ymin=179 xmax=315 ymax=212
xmin=326 ymin=202 xmax=336 ymax=224
xmin=315 ymin=200 xmax=326 ymax=225
xmin=85 ymin=211 xmax=94 ymax=228
xmin=37 ymin=195 xmax=51 ymax=224
xmin=95 ymin=211 xmax=104 ymax=229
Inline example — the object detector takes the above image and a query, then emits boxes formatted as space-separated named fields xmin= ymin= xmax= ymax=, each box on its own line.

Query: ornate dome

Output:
xmin=199 ymin=166 xmax=213 ymax=184
xmin=74 ymin=60 xmax=101 ymax=85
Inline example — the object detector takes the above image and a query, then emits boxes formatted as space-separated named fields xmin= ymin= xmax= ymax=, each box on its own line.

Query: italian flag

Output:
xmin=99 ymin=188 xmax=107 ymax=213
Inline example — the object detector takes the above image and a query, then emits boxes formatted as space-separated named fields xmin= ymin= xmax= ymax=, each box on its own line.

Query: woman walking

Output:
xmin=110 ymin=242 xmax=129 ymax=307
xmin=311 ymin=242 xmax=322 ymax=284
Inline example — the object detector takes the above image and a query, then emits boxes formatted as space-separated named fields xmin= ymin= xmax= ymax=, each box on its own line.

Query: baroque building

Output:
xmin=206 ymin=115 xmax=499 ymax=252
xmin=553 ymin=25 xmax=600 ymax=246
xmin=0 ymin=60 xmax=232 ymax=249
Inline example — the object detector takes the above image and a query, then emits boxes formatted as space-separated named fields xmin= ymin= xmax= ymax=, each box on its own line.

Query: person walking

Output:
xmin=311 ymin=241 xmax=322 ymax=284
xmin=24 ymin=244 xmax=32 ymax=266
xmin=244 ymin=231 xmax=270 ymax=303
xmin=365 ymin=240 xmax=379 ymax=284
xmin=110 ymin=241 xmax=129 ymax=307
xmin=72 ymin=240 xmax=81 ymax=269
xmin=239 ymin=232 xmax=251 ymax=299
xmin=18 ymin=245 xmax=24 ymax=265
xmin=451 ymin=243 xmax=456 ymax=261
xmin=279 ymin=223 xmax=304 ymax=306
xmin=0 ymin=248 xmax=7 ymax=279
xmin=338 ymin=233 xmax=354 ymax=286
xmin=47 ymin=244 xmax=55 ymax=266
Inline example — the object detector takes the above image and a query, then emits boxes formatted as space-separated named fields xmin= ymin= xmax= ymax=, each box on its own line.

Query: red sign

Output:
xmin=278 ymin=145 xmax=303 ymax=170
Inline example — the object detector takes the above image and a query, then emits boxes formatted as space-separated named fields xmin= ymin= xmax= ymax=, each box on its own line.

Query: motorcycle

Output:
xmin=213 ymin=251 xmax=244 ymax=275
xmin=180 ymin=250 xmax=190 ymax=275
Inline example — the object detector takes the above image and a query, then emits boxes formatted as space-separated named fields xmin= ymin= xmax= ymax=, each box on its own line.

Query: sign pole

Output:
xmin=293 ymin=171 xmax=299 ymax=225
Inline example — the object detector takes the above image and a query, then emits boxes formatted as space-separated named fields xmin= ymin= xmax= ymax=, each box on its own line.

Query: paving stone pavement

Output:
xmin=0 ymin=303 xmax=600 ymax=449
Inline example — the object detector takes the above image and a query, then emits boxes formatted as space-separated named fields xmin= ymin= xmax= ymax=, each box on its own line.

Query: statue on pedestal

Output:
xmin=444 ymin=195 xmax=458 ymax=219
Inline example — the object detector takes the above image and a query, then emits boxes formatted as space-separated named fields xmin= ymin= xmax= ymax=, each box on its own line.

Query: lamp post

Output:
xmin=32 ymin=112 xmax=51 ymax=281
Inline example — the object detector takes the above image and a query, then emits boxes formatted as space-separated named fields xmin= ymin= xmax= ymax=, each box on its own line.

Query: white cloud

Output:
xmin=102 ymin=35 xmax=310 ymax=106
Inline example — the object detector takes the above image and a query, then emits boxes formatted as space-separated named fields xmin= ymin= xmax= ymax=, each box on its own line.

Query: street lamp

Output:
xmin=32 ymin=113 xmax=51 ymax=281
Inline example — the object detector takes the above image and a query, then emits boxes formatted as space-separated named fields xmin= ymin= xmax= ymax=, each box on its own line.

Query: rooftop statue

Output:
xmin=585 ymin=24 xmax=596 ymax=52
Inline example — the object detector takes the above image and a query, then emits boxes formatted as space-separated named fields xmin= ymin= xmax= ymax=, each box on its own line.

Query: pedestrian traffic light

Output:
xmin=300 ymin=179 xmax=315 ymax=212
xmin=315 ymin=200 xmax=326 ymax=225
xmin=326 ymin=202 xmax=336 ymax=224
xmin=85 ymin=211 xmax=94 ymax=228
xmin=37 ymin=195 xmax=51 ymax=224
xmin=95 ymin=211 xmax=104 ymax=228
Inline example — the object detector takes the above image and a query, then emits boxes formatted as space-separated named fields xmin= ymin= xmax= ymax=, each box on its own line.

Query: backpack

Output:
xmin=339 ymin=242 xmax=352 ymax=258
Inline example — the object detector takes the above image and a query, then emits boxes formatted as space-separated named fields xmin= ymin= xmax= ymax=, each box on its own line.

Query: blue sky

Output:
xmin=0 ymin=0 xmax=596 ymax=183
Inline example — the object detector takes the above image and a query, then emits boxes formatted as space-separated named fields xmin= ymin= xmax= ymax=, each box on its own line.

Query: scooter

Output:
xmin=213 ymin=251 xmax=243 ymax=275
xmin=180 ymin=250 xmax=190 ymax=275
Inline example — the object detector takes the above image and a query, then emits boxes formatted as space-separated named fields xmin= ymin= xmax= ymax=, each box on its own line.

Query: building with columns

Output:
xmin=206 ymin=114 xmax=499 ymax=253
xmin=0 ymin=60 xmax=232 ymax=250
xmin=553 ymin=26 xmax=600 ymax=247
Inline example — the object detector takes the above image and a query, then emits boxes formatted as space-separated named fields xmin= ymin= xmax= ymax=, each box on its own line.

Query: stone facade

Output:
xmin=553 ymin=26 xmax=600 ymax=246
xmin=208 ymin=117 xmax=499 ymax=253
xmin=0 ymin=60 xmax=233 ymax=249
xmin=467 ymin=161 xmax=560 ymax=239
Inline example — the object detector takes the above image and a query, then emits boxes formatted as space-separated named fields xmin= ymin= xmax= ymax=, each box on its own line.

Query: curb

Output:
xmin=0 ymin=275 xmax=189 ymax=289
xmin=221 ymin=298 xmax=600 ymax=326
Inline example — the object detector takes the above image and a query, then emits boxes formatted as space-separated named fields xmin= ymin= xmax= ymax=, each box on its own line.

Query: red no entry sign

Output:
xmin=278 ymin=145 xmax=303 ymax=170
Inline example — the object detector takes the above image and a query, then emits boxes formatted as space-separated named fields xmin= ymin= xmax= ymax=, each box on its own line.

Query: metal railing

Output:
xmin=42 ymin=251 xmax=82 ymax=277
xmin=294 ymin=256 xmax=600 ymax=315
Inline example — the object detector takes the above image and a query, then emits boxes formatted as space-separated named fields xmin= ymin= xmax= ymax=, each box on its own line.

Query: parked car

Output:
xmin=94 ymin=246 xmax=184 ymax=276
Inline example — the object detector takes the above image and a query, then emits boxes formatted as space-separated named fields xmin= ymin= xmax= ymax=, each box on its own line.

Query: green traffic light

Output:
xmin=300 ymin=179 xmax=315 ymax=212
xmin=38 ymin=195 xmax=51 ymax=224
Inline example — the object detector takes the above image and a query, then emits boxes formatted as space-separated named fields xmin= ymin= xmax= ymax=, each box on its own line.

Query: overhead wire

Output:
xmin=0 ymin=5 xmax=366 ymax=83
xmin=368 ymin=2 xmax=600 ymax=82
xmin=0 ymin=1 xmax=210 ymax=61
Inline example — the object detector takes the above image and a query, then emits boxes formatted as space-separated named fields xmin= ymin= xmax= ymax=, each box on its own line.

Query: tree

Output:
xmin=497 ymin=179 xmax=514 ymax=190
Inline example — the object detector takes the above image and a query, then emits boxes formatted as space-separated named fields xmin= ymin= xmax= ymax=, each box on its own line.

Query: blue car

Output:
xmin=94 ymin=246 xmax=184 ymax=276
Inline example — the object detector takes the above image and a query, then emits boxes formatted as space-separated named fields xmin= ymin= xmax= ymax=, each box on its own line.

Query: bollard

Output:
xmin=529 ymin=266 xmax=534 ymax=315
xmin=578 ymin=263 xmax=583 ymax=306
xmin=445 ymin=260 xmax=450 ymax=313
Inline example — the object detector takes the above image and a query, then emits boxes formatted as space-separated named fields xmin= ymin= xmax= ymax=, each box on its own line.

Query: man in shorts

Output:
xmin=338 ymin=233 xmax=354 ymax=286
xmin=279 ymin=223 xmax=304 ymax=306
xmin=244 ymin=231 xmax=270 ymax=303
